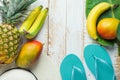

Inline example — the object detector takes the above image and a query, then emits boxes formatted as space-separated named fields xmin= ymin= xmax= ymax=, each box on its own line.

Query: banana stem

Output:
xmin=118 ymin=44 xmax=120 ymax=56
xmin=116 ymin=42 xmax=120 ymax=56
xmin=113 ymin=4 xmax=119 ymax=9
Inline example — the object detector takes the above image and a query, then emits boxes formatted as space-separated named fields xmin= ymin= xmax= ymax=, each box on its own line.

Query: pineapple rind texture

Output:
xmin=0 ymin=24 xmax=20 ymax=64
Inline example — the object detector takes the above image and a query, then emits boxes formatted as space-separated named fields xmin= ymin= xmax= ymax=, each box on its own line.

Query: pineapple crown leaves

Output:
xmin=0 ymin=0 xmax=37 ymax=25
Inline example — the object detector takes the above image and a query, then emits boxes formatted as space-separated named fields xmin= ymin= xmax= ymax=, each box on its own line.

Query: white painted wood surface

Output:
xmin=0 ymin=0 xmax=119 ymax=80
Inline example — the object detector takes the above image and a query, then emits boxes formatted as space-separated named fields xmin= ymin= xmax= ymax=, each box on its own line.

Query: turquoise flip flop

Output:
xmin=60 ymin=54 xmax=87 ymax=80
xmin=84 ymin=44 xmax=116 ymax=80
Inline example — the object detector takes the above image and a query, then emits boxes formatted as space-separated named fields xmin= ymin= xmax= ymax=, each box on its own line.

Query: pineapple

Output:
xmin=0 ymin=0 xmax=36 ymax=64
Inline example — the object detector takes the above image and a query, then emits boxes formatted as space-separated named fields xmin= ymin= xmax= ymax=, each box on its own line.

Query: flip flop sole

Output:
xmin=84 ymin=44 xmax=113 ymax=76
xmin=60 ymin=54 xmax=86 ymax=80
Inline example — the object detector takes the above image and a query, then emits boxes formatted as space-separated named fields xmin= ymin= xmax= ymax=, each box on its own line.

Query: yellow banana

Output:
xmin=87 ymin=2 xmax=112 ymax=40
xmin=19 ymin=6 xmax=43 ymax=34
xmin=25 ymin=8 xmax=48 ymax=39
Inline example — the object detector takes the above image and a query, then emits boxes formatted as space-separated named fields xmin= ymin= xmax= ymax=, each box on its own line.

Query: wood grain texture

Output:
xmin=66 ymin=0 xmax=84 ymax=58
xmin=48 ymin=0 xmax=66 ymax=67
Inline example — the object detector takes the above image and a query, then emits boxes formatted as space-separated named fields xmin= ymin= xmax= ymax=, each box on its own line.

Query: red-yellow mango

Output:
xmin=16 ymin=40 xmax=43 ymax=68
xmin=97 ymin=18 xmax=119 ymax=40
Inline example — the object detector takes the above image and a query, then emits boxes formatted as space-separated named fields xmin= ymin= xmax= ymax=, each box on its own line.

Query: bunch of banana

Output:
xmin=86 ymin=2 xmax=113 ymax=40
xmin=19 ymin=6 xmax=48 ymax=39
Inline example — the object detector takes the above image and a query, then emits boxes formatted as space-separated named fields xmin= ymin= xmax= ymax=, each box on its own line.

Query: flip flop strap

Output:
xmin=71 ymin=66 xmax=87 ymax=80
xmin=94 ymin=56 xmax=116 ymax=80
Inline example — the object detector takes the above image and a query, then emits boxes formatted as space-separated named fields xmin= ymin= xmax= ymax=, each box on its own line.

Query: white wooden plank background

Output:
xmin=0 ymin=0 xmax=120 ymax=80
